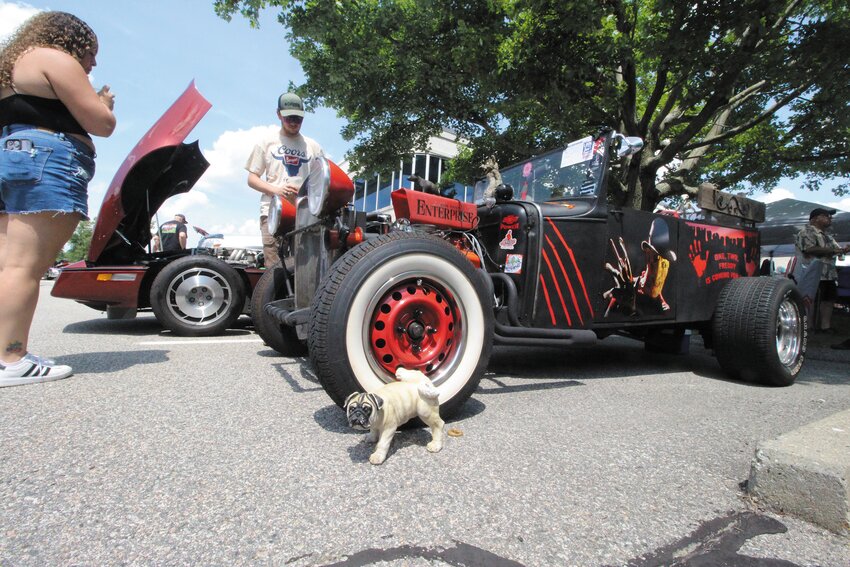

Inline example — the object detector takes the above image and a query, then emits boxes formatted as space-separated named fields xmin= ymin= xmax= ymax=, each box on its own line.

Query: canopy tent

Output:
xmin=758 ymin=198 xmax=850 ymax=274
xmin=759 ymin=198 xmax=850 ymax=255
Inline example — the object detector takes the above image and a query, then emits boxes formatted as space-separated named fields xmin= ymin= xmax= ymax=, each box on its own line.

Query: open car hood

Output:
xmin=87 ymin=81 xmax=212 ymax=263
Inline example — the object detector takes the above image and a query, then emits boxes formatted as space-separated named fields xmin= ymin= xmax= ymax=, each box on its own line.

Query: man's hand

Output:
xmin=273 ymin=183 xmax=300 ymax=199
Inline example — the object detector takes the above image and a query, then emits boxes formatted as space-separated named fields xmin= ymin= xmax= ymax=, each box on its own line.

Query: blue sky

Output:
xmin=1 ymin=0 xmax=351 ymax=246
xmin=2 ymin=0 xmax=848 ymax=247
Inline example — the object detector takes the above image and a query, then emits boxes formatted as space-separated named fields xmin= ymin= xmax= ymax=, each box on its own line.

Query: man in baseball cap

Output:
xmin=795 ymin=206 xmax=850 ymax=333
xmin=277 ymin=92 xmax=305 ymax=118
xmin=809 ymin=207 xmax=837 ymax=219
xmin=155 ymin=213 xmax=189 ymax=252
xmin=245 ymin=92 xmax=325 ymax=267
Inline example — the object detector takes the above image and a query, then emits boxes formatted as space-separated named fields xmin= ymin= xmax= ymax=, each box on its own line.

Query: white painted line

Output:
xmin=139 ymin=338 xmax=265 ymax=345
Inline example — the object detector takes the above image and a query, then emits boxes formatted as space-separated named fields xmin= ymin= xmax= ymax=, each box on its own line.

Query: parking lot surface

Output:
xmin=1 ymin=282 xmax=849 ymax=566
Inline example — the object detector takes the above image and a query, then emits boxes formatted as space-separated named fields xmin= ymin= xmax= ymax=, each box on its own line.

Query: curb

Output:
xmin=748 ymin=409 xmax=850 ymax=535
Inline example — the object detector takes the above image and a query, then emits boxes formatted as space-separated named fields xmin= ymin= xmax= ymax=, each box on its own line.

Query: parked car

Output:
xmin=253 ymin=129 xmax=805 ymax=418
xmin=196 ymin=233 xmax=264 ymax=267
xmin=51 ymin=83 xmax=263 ymax=336
xmin=43 ymin=264 xmax=63 ymax=280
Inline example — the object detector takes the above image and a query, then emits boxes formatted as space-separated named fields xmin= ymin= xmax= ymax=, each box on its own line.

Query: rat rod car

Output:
xmin=51 ymin=83 xmax=263 ymax=336
xmin=255 ymin=129 xmax=805 ymax=417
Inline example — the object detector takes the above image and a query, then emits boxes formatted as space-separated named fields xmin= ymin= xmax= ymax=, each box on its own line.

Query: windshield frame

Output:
xmin=474 ymin=132 xmax=612 ymax=206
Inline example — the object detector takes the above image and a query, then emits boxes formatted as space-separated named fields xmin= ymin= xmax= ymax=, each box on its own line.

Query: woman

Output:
xmin=0 ymin=12 xmax=115 ymax=386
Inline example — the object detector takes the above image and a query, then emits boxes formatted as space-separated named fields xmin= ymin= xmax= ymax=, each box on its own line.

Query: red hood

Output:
xmin=87 ymin=81 xmax=212 ymax=263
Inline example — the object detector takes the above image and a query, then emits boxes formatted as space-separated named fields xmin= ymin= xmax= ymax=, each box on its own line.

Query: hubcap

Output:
xmin=166 ymin=268 xmax=232 ymax=325
xmin=368 ymin=278 xmax=460 ymax=378
xmin=776 ymin=297 xmax=802 ymax=366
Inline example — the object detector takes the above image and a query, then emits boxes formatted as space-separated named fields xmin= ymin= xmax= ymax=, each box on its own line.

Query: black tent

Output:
xmin=759 ymin=198 xmax=850 ymax=257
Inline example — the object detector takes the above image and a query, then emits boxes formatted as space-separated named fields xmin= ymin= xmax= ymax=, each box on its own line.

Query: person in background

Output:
xmin=794 ymin=207 xmax=850 ymax=334
xmin=0 ymin=11 xmax=115 ymax=387
xmin=245 ymin=92 xmax=324 ymax=267
xmin=156 ymin=213 xmax=188 ymax=252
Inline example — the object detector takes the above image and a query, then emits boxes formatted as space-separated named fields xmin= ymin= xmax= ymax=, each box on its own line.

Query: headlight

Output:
xmin=268 ymin=195 xmax=283 ymax=235
xmin=268 ymin=195 xmax=296 ymax=237
xmin=306 ymin=157 xmax=331 ymax=216
xmin=302 ymin=156 xmax=355 ymax=217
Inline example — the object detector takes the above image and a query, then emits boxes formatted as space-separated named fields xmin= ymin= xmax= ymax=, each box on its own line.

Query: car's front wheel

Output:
xmin=150 ymin=256 xmax=246 ymax=336
xmin=308 ymin=232 xmax=493 ymax=418
xmin=250 ymin=260 xmax=306 ymax=356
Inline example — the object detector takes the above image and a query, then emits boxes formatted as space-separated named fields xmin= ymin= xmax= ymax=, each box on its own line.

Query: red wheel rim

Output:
xmin=369 ymin=278 xmax=460 ymax=376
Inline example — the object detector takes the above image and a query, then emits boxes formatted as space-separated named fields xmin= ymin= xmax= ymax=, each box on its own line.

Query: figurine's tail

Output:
xmin=396 ymin=367 xmax=440 ymax=402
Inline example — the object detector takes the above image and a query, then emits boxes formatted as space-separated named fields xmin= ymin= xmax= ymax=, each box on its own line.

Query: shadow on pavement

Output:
xmin=61 ymin=315 xmax=254 ymax=337
xmin=56 ymin=349 xmax=170 ymax=373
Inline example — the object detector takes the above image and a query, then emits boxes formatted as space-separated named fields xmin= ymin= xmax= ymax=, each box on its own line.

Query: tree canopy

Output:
xmin=214 ymin=0 xmax=850 ymax=210
xmin=60 ymin=219 xmax=93 ymax=263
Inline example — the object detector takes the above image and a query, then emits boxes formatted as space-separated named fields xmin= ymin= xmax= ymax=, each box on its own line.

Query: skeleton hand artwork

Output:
xmin=603 ymin=237 xmax=638 ymax=316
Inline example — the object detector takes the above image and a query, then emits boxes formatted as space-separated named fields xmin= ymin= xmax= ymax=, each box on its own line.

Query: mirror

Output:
xmin=613 ymin=133 xmax=644 ymax=157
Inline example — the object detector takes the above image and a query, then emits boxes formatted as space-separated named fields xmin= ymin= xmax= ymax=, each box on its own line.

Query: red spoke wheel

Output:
xmin=309 ymin=232 xmax=493 ymax=418
xmin=369 ymin=278 xmax=459 ymax=375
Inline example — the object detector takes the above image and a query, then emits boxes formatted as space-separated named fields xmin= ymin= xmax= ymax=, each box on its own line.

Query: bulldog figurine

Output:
xmin=344 ymin=367 xmax=445 ymax=465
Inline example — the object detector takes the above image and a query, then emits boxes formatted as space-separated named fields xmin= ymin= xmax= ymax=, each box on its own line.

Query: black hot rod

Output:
xmin=253 ymin=129 xmax=805 ymax=417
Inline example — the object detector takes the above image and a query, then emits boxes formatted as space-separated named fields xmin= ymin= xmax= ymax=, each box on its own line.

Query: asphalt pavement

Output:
xmin=1 ymin=282 xmax=848 ymax=566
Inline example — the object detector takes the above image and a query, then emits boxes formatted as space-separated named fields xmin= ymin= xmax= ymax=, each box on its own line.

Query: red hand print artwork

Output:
xmin=689 ymin=240 xmax=709 ymax=279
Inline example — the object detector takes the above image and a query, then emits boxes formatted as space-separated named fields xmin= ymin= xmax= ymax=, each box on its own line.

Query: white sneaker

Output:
xmin=0 ymin=353 xmax=73 ymax=387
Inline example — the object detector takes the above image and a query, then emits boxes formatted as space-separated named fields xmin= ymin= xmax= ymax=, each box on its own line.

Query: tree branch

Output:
xmin=680 ymin=82 xmax=812 ymax=152
xmin=727 ymin=80 xmax=767 ymax=107
xmin=649 ymin=82 xmax=683 ymax=144
xmin=679 ymin=107 xmax=732 ymax=172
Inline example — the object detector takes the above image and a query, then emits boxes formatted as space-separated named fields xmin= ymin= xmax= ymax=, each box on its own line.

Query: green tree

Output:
xmin=215 ymin=0 xmax=850 ymax=210
xmin=61 ymin=219 xmax=94 ymax=262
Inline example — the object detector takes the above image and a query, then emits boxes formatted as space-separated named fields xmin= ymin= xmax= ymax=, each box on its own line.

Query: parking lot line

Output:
xmin=138 ymin=338 xmax=265 ymax=345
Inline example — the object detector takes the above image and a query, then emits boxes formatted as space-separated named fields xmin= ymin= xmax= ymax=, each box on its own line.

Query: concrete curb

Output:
xmin=748 ymin=409 xmax=850 ymax=535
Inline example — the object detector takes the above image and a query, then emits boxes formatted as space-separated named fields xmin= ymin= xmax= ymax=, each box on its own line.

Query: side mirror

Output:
xmin=613 ymin=133 xmax=644 ymax=158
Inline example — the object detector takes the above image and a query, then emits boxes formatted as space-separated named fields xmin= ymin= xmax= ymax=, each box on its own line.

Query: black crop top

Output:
xmin=0 ymin=94 xmax=90 ymax=139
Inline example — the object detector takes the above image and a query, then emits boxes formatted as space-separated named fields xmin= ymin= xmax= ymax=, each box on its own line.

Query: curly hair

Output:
xmin=0 ymin=11 xmax=98 ymax=89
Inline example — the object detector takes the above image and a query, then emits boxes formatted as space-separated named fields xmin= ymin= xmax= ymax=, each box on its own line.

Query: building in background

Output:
xmin=344 ymin=130 xmax=476 ymax=213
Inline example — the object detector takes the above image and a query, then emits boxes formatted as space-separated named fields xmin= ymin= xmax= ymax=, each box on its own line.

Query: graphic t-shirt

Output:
xmin=245 ymin=130 xmax=324 ymax=216
xmin=159 ymin=220 xmax=187 ymax=251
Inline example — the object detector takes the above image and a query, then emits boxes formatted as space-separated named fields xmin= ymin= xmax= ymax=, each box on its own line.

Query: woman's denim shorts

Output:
xmin=0 ymin=124 xmax=96 ymax=219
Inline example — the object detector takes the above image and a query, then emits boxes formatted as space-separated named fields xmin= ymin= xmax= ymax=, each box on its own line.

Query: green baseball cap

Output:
xmin=277 ymin=92 xmax=305 ymax=117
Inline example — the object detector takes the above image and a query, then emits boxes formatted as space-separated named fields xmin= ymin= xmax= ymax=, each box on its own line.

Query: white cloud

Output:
xmin=826 ymin=197 xmax=850 ymax=213
xmin=157 ymin=191 xmax=210 ymax=226
xmin=195 ymin=125 xmax=279 ymax=193
xmin=752 ymin=188 xmax=795 ymax=203
xmin=0 ymin=2 xmax=38 ymax=41
xmin=204 ymin=218 xmax=260 ymax=237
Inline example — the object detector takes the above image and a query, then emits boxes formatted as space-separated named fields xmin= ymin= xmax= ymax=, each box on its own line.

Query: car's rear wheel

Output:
xmin=712 ymin=277 xmax=806 ymax=386
xmin=150 ymin=256 xmax=246 ymax=337
xmin=308 ymin=232 xmax=493 ymax=418
xmin=251 ymin=260 xmax=306 ymax=356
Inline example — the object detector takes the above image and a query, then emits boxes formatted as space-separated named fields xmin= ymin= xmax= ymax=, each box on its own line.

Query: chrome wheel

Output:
xmin=165 ymin=267 xmax=233 ymax=325
xmin=150 ymin=256 xmax=246 ymax=337
xmin=776 ymin=297 xmax=803 ymax=367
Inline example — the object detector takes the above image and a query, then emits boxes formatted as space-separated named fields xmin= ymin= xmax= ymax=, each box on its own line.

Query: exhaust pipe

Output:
xmin=487 ymin=271 xmax=597 ymax=346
